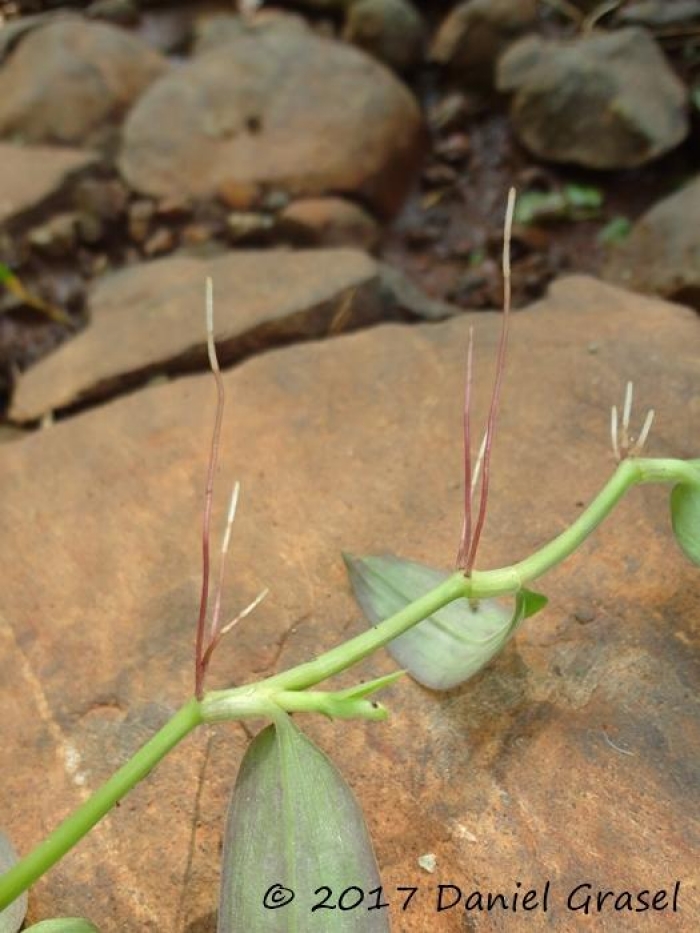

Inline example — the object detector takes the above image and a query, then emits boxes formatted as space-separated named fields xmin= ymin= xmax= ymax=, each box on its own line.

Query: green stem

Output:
xmin=262 ymin=457 xmax=694 ymax=691
xmin=2 ymin=456 xmax=695 ymax=910
xmin=0 ymin=698 xmax=202 ymax=913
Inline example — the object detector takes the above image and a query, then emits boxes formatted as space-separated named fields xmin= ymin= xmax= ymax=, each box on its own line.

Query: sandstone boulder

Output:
xmin=119 ymin=26 xmax=425 ymax=218
xmin=0 ymin=18 xmax=167 ymax=147
xmin=603 ymin=174 xmax=700 ymax=308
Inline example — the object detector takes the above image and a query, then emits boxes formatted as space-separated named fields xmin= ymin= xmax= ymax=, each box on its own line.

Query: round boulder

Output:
xmin=497 ymin=28 xmax=689 ymax=169
xmin=119 ymin=26 xmax=426 ymax=218
xmin=343 ymin=0 xmax=426 ymax=74
xmin=0 ymin=17 xmax=167 ymax=146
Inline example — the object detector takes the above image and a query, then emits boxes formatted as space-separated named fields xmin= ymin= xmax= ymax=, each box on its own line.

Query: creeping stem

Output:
xmin=262 ymin=457 xmax=698 ymax=692
xmin=1 ymin=457 xmax=697 ymax=911
xmin=0 ymin=699 xmax=203 ymax=912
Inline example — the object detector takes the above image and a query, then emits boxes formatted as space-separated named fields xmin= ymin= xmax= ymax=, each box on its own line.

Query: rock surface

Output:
xmin=119 ymin=25 xmax=425 ymax=218
xmin=603 ymin=174 xmax=700 ymax=308
xmin=192 ymin=9 xmax=309 ymax=55
xmin=0 ymin=143 xmax=96 ymax=225
xmin=0 ymin=17 xmax=167 ymax=146
xmin=9 ymin=248 xmax=450 ymax=421
xmin=497 ymin=27 xmax=689 ymax=168
xmin=342 ymin=0 xmax=425 ymax=73
xmin=430 ymin=0 xmax=538 ymax=88
xmin=0 ymin=276 xmax=697 ymax=931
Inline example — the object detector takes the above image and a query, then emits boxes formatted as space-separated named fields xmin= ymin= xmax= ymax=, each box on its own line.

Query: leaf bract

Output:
xmin=344 ymin=553 xmax=546 ymax=690
xmin=218 ymin=716 xmax=388 ymax=932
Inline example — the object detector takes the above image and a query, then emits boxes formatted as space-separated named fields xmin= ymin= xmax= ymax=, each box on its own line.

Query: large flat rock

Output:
xmin=0 ymin=143 xmax=96 ymax=225
xmin=0 ymin=276 xmax=697 ymax=931
xmin=9 ymin=249 xmax=385 ymax=421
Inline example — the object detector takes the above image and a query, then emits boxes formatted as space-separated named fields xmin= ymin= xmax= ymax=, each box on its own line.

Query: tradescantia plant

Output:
xmin=1 ymin=190 xmax=698 ymax=930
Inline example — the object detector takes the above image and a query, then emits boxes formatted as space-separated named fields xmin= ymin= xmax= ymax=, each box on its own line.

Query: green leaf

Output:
xmin=514 ymin=184 xmax=603 ymax=226
xmin=514 ymin=190 xmax=566 ymax=225
xmin=670 ymin=462 xmax=700 ymax=565
xmin=24 ymin=921 xmax=100 ymax=932
xmin=344 ymin=554 xmax=546 ymax=690
xmin=0 ymin=832 xmax=27 ymax=933
xmin=597 ymin=216 xmax=632 ymax=245
xmin=218 ymin=717 xmax=388 ymax=932
xmin=563 ymin=183 xmax=603 ymax=209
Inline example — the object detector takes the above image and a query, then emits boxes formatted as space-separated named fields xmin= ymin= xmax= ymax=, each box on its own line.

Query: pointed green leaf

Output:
xmin=24 ymin=921 xmax=100 ymax=932
xmin=0 ymin=832 xmax=27 ymax=933
xmin=218 ymin=717 xmax=388 ymax=933
xmin=344 ymin=554 xmax=546 ymax=690
xmin=671 ymin=463 xmax=700 ymax=565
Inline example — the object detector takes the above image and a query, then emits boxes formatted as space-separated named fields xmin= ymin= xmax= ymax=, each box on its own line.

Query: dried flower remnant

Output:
xmin=610 ymin=381 xmax=655 ymax=462
xmin=458 ymin=187 xmax=516 ymax=575
xmin=194 ymin=278 xmax=267 ymax=699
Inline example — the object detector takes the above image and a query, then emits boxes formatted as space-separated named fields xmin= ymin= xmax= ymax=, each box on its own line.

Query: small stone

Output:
xmin=261 ymin=189 xmax=291 ymax=212
xmin=217 ymin=180 xmax=262 ymax=212
xmin=87 ymin=0 xmax=140 ymax=26
xmin=128 ymin=199 xmax=155 ymax=244
xmin=574 ymin=604 xmax=597 ymax=625
xmin=225 ymin=212 xmax=275 ymax=243
xmin=435 ymin=132 xmax=471 ymax=164
xmin=27 ymin=213 xmax=78 ymax=258
xmin=278 ymin=197 xmax=381 ymax=252
xmin=143 ymin=227 xmax=175 ymax=257
xmin=156 ymin=195 xmax=192 ymax=220
xmin=74 ymin=178 xmax=128 ymax=222
xmin=497 ymin=28 xmax=689 ymax=169
xmin=181 ymin=223 xmax=217 ymax=247
xmin=430 ymin=0 xmax=538 ymax=89
xmin=417 ymin=853 xmax=437 ymax=873
xmin=342 ymin=0 xmax=425 ymax=73
xmin=76 ymin=212 xmax=104 ymax=245
xmin=428 ymin=91 xmax=470 ymax=133
xmin=421 ymin=163 xmax=459 ymax=188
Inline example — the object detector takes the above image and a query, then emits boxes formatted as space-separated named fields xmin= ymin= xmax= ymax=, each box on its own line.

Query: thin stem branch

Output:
xmin=466 ymin=187 xmax=516 ymax=573
xmin=194 ymin=278 xmax=225 ymax=699
xmin=457 ymin=325 xmax=475 ymax=569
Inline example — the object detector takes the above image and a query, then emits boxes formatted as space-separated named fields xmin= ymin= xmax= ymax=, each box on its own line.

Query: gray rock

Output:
xmin=430 ymin=0 xmax=537 ymax=88
xmin=618 ymin=0 xmax=700 ymax=26
xmin=192 ymin=10 xmax=309 ymax=55
xmin=0 ymin=17 xmax=168 ymax=146
xmin=342 ymin=0 xmax=425 ymax=73
xmin=119 ymin=27 xmax=425 ymax=219
xmin=497 ymin=28 xmax=689 ymax=168
xmin=603 ymin=174 xmax=700 ymax=308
